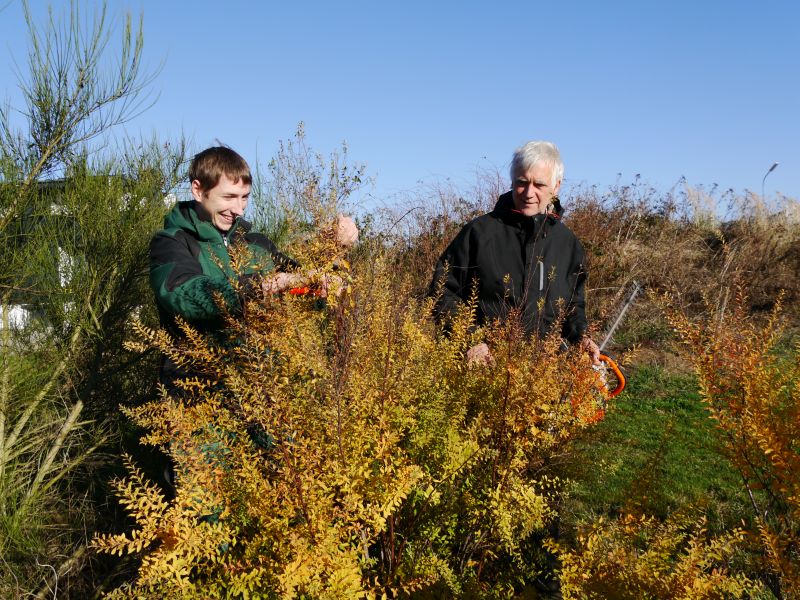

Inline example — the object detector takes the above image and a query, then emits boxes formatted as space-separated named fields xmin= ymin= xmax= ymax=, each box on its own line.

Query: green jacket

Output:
xmin=149 ymin=201 xmax=294 ymax=385
xmin=150 ymin=200 xmax=294 ymax=328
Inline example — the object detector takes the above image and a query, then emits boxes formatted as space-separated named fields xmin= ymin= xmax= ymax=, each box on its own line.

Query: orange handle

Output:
xmin=599 ymin=354 xmax=625 ymax=398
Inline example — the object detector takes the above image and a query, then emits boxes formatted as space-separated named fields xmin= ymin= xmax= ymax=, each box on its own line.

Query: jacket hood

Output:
xmin=164 ymin=200 xmax=251 ymax=242
xmin=493 ymin=191 xmax=564 ymax=220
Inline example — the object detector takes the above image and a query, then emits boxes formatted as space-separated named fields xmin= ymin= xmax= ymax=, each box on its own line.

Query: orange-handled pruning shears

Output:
xmin=594 ymin=281 xmax=642 ymax=399
xmin=598 ymin=353 xmax=626 ymax=398
xmin=581 ymin=353 xmax=625 ymax=423
xmin=571 ymin=282 xmax=639 ymax=423
xmin=287 ymin=260 xmax=350 ymax=298
xmin=288 ymin=286 xmax=322 ymax=297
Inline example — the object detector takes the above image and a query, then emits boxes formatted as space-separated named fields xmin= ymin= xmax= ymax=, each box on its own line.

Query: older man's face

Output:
xmin=511 ymin=162 xmax=561 ymax=216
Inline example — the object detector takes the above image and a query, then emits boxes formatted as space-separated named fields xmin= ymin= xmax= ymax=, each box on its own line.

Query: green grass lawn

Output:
xmin=557 ymin=362 xmax=755 ymax=535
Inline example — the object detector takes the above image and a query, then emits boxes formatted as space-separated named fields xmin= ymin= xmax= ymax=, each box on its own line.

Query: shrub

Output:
xmin=94 ymin=233 xmax=615 ymax=598
xmin=667 ymin=286 xmax=800 ymax=598
xmin=546 ymin=509 xmax=759 ymax=599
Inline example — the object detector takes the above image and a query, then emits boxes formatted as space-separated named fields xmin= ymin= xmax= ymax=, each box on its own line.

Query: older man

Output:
xmin=430 ymin=140 xmax=599 ymax=364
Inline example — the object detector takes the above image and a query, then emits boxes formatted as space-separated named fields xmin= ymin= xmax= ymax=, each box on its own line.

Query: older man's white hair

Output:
xmin=510 ymin=141 xmax=564 ymax=188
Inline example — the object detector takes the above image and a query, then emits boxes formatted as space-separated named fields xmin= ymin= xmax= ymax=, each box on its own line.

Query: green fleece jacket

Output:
xmin=149 ymin=201 xmax=295 ymax=385
xmin=150 ymin=201 xmax=288 ymax=450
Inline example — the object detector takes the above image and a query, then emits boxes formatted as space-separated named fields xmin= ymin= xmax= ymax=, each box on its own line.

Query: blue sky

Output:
xmin=1 ymin=0 xmax=798 ymax=208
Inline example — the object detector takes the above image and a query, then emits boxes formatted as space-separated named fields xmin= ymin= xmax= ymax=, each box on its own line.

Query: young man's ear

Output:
xmin=191 ymin=179 xmax=205 ymax=203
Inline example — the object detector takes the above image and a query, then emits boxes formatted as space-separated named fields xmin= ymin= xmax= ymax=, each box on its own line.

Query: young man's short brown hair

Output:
xmin=188 ymin=146 xmax=252 ymax=192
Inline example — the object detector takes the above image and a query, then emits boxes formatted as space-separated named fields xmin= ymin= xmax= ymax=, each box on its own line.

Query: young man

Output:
xmin=430 ymin=140 xmax=600 ymax=365
xmin=150 ymin=146 xmax=355 ymax=388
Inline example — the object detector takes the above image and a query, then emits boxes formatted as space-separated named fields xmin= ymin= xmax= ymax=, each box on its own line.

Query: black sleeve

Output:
xmin=428 ymin=225 xmax=474 ymax=327
xmin=561 ymin=237 xmax=588 ymax=344
xmin=245 ymin=232 xmax=301 ymax=271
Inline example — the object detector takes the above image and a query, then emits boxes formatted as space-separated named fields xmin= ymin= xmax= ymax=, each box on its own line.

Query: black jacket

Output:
xmin=430 ymin=192 xmax=588 ymax=343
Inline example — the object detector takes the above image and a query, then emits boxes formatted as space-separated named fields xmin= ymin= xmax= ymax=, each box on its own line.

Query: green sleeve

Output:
xmin=149 ymin=230 xmax=239 ymax=325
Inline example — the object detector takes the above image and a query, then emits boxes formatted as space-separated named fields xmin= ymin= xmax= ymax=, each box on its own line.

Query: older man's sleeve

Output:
xmin=561 ymin=237 xmax=589 ymax=344
xmin=429 ymin=226 xmax=473 ymax=326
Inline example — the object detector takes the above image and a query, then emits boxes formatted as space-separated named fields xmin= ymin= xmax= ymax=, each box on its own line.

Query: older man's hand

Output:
xmin=466 ymin=342 xmax=493 ymax=367
xmin=581 ymin=337 xmax=601 ymax=365
xmin=315 ymin=272 xmax=345 ymax=299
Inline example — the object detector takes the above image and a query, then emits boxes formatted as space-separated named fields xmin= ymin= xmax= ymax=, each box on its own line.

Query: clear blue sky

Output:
xmin=2 ymin=0 xmax=798 ymax=207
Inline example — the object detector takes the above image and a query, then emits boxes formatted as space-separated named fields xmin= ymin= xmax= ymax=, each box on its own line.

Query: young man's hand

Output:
xmin=335 ymin=214 xmax=359 ymax=247
xmin=262 ymin=271 xmax=346 ymax=298
xmin=262 ymin=273 xmax=304 ymax=295
xmin=315 ymin=272 xmax=345 ymax=298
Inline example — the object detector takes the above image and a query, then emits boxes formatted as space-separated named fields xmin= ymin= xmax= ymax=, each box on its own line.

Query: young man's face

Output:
xmin=511 ymin=162 xmax=561 ymax=216
xmin=191 ymin=175 xmax=250 ymax=232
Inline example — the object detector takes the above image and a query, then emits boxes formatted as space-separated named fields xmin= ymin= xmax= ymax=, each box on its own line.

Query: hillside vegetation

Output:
xmin=3 ymin=127 xmax=799 ymax=597
xmin=91 ymin=147 xmax=799 ymax=598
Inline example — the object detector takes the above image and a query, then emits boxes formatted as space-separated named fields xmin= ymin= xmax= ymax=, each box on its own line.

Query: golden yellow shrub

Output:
xmin=94 ymin=233 xmax=615 ymax=598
